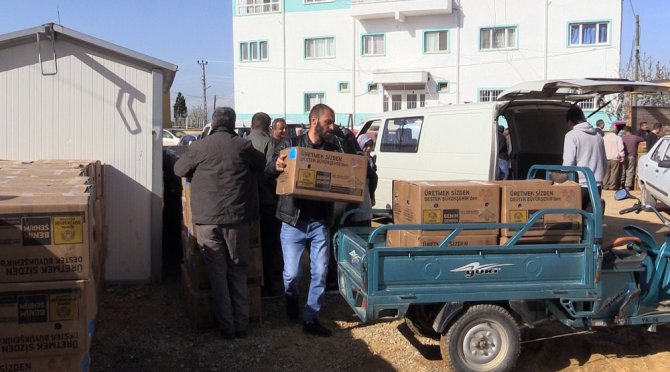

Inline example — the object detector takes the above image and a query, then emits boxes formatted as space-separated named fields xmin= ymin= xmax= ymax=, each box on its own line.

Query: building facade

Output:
xmin=232 ymin=0 xmax=623 ymax=125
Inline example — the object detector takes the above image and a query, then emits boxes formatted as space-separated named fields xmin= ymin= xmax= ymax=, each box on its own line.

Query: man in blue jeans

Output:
xmin=266 ymin=103 xmax=344 ymax=337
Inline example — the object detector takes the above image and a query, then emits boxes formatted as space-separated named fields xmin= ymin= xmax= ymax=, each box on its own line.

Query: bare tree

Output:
xmin=187 ymin=105 xmax=208 ymax=128
xmin=621 ymin=53 xmax=670 ymax=107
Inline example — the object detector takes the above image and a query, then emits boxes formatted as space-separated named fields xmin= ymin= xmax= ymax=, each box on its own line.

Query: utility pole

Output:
xmin=631 ymin=15 xmax=640 ymax=121
xmin=197 ymin=60 xmax=208 ymax=124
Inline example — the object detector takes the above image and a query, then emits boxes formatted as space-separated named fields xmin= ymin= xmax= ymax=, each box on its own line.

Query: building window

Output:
xmin=237 ymin=0 xmax=280 ymax=15
xmin=479 ymin=89 xmax=504 ymax=102
xmin=480 ymin=27 xmax=517 ymax=50
xmin=383 ymin=95 xmax=389 ymax=112
xmin=362 ymin=34 xmax=385 ymax=56
xmin=380 ymin=117 xmax=423 ymax=153
xmin=424 ymin=30 xmax=448 ymax=53
xmin=577 ymin=98 xmax=595 ymax=110
xmin=305 ymin=37 xmax=334 ymax=59
xmin=304 ymin=93 xmax=325 ymax=112
xmin=240 ymin=41 xmax=268 ymax=62
xmin=419 ymin=94 xmax=426 ymax=107
xmin=338 ymin=82 xmax=349 ymax=93
xmin=407 ymin=94 xmax=418 ymax=109
xmin=391 ymin=95 xmax=402 ymax=111
xmin=304 ymin=0 xmax=333 ymax=3
xmin=437 ymin=81 xmax=449 ymax=93
xmin=367 ymin=83 xmax=378 ymax=93
xmin=569 ymin=22 xmax=609 ymax=46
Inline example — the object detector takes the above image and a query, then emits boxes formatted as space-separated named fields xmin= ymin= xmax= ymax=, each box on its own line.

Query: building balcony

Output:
xmin=351 ymin=0 xmax=453 ymax=21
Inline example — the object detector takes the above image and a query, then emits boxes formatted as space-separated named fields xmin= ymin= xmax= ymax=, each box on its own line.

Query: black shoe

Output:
xmin=286 ymin=295 xmax=300 ymax=322
xmin=303 ymin=320 xmax=332 ymax=337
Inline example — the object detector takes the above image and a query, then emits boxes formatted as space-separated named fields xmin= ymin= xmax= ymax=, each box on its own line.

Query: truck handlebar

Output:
xmin=619 ymin=204 xmax=641 ymax=215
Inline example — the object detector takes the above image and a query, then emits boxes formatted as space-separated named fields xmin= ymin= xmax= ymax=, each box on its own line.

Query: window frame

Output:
xmin=304 ymin=92 xmax=326 ymax=112
xmin=423 ymin=29 xmax=449 ymax=54
xmin=379 ymin=116 xmax=424 ymax=153
xmin=338 ymin=81 xmax=350 ymax=93
xmin=304 ymin=36 xmax=336 ymax=59
xmin=568 ymin=20 xmax=610 ymax=47
xmin=367 ymin=83 xmax=378 ymax=94
xmin=240 ymin=40 xmax=269 ymax=62
xmin=304 ymin=0 xmax=334 ymax=3
xmin=237 ymin=0 xmax=281 ymax=15
xmin=361 ymin=33 xmax=386 ymax=57
xmin=478 ymin=88 xmax=505 ymax=102
xmin=479 ymin=26 xmax=518 ymax=51
xmin=437 ymin=81 xmax=449 ymax=93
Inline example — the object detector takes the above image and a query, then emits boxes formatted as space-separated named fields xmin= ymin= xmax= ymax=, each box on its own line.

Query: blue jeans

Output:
xmin=496 ymin=158 xmax=510 ymax=180
xmin=280 ymin=220 xmax=330 ymax=323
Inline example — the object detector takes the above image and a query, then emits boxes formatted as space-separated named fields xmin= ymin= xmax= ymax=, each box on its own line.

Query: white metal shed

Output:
xmin=0 ymin=23 xmax=178 ymax=282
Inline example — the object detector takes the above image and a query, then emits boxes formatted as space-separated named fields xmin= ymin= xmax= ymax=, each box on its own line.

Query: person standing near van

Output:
xmin=496 ymin=125 xmax=510 ymax=180
xmin=620 ymin=126 xmax=645 ymax=191
xmin=266 ymin=103 xmax=340 ymax=337
xmin=174 ymin=107 xmax=266 ymax=339
xmin=602 ymin=124 xmax=625 ymax=190
xmin=562 ymin=105 xmax=607 ymax=211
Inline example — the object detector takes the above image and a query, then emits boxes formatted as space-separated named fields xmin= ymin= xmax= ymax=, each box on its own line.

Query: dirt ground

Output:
xmin=90 ymin=189 xmax=670 ymax=371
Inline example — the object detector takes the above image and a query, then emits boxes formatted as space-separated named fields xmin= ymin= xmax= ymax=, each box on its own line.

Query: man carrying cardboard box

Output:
xmin=266 ymin=103 xmax=343 ymax=337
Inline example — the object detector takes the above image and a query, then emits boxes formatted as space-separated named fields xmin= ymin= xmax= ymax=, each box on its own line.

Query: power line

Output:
xmin=628 ymin=0 xmax=637 ymax=17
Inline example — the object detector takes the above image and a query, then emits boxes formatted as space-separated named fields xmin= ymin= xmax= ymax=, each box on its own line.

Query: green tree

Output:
xmin=173 ymin=92 xmax=188 ymax=120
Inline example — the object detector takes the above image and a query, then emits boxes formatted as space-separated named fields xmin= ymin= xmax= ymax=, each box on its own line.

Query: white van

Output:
xmin=358 ymin=79 xmax=669 ymax=208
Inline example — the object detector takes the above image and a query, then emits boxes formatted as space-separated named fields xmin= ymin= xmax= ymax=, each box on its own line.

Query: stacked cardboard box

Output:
xmin=179 ymin=178 xmax=263 ymax=330
xmin=497 ymin=179 xmax=582 ymax=242
xmin=387 ymin=180 xmax=500 ymax=247
xmin=0 ymin=159 xmax=105 ymax=367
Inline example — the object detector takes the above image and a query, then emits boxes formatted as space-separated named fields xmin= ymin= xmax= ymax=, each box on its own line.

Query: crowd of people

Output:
xmin=174 ymin=104 xmax=377 ymax=339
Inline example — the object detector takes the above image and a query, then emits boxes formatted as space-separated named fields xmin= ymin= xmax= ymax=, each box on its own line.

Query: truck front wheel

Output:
xmin=405 ymin=304 xmax=441 ymax=339
xmin=440 ymin=304 xmax=520 ymax=372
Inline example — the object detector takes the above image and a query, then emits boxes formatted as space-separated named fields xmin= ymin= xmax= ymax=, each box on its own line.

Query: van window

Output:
xmin=380 ymin=116 xmax=423 ymax=153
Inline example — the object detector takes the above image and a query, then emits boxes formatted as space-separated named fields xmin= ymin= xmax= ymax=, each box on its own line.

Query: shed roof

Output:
xmin=0 ymin=23 xmax=177 ymax=91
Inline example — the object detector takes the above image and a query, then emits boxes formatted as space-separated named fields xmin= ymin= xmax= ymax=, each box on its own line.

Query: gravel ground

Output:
xmin=89 ymin=190 xmax=670 ymax=371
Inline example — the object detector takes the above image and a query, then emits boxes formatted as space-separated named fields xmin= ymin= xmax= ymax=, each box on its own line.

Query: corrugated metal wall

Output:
xmin=0 ymin=39 xmax=158 ymax=282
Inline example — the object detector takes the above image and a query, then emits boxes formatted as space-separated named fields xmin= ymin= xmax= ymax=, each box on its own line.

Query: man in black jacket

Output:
xmin=174 ymin=107 xmax=266 ymax=339
xmin=266 ymin=103 xmax=341 ymax=337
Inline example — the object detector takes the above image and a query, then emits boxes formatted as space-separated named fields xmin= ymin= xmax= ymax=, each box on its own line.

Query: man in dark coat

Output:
xmin=174 ymin=107 xmax=265 ymax=339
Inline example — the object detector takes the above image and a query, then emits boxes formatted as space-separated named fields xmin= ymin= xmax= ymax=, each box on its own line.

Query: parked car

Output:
xmin=162 ymin=129 xmax=187 ymax=146
xmin=200 ymin=123 xmax=250 ymax=139
xmin=637 ymin=135 xmax=670 ymax=207
xmin=177 ymin=134 xmax=200 ymax=146
xmin=200 ymin=122 xmax=306 ymax=139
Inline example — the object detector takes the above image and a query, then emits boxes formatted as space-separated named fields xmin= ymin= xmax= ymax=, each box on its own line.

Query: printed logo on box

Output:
xmin=442 ymin=209 xmax=460 ymax=224
xmin=17 ymin=295 xmax=48 ymax=324
xmin=21 ymin=217 xmax=52 ymax=246
xmin=49 ymin=293 xmax=79 ymax=321
xmin=509 ymin=210 xmax=528 ymax=223
xmin=297 ymin=169 xmax=316 ymax=188
xmin=53 ymin=216 xmax=84 ymax=245
xmin=423 ymin=209 xmax=442 ymax=224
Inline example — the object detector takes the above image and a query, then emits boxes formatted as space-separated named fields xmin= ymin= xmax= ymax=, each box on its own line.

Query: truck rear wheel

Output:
xmin=405 ymin=304 xmax=441 ymax=339
xmin=440 ymin=304 xmax=520 ymax=372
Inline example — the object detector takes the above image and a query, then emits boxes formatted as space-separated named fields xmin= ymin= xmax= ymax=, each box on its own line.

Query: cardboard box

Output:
xmin=499 ymin=180 xmax=582 ymax=237
xmin=275 ymin=147 xmax=367 ymax=203
xmin=0 ymin=280 xmax=96 ymax=359
xmin=0 ymin=195 xmax=93 ymax=283
xmin=386 ymin=229 xmax=497 ymax=248
xmin=392 ymin=180 xmax=500 ymax=235
xmin=0 ymin=352 xmax=90 ymax=372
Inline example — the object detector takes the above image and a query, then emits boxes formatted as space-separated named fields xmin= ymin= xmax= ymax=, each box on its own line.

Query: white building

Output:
xmin=232 ymin=0 xmax=623 ymax=125
xmin=0 ymin=24 xmax=177 ymax=282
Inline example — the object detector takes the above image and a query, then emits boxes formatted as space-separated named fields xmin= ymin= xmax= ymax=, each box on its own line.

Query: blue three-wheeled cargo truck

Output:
xmin=334 ymin=165 xmax=670 ymax=372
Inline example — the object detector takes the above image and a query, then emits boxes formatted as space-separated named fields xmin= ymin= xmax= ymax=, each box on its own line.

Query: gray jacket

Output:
xmin=563 ymin=122 xmax=607 ymax=186
xmin=174 ymin=130 xmax=266 ymax=225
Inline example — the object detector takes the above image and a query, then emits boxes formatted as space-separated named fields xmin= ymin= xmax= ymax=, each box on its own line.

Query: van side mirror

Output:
xmin=614 ymin=188 xmax=631 ymax=201
xmin=658 ymin=160 xmax=670 ymax=169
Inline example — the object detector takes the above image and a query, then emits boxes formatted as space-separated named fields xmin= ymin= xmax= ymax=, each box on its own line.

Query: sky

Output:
xmin=0 ymin=0 xmax=668 ymax=115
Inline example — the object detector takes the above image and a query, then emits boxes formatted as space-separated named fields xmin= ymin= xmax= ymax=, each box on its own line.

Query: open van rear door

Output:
xmin=497 ymin=78 xmax=670 ymax=102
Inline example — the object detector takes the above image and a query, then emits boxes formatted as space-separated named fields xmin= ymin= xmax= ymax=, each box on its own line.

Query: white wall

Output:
xmin=0 ymin=39 xmax=159 ymax=282
xmin=233 ymin=0 xmax=623 ymax=123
